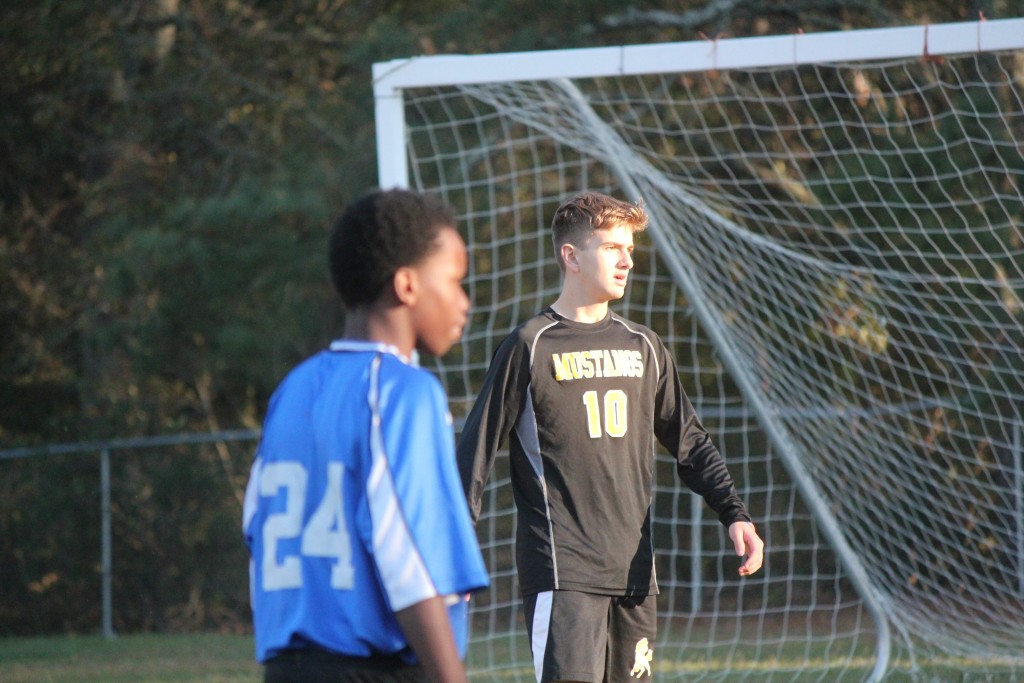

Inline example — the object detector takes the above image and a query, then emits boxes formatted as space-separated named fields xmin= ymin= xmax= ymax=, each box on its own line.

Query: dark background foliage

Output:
xmin=0 ymin=0 xmax=999 ymax=636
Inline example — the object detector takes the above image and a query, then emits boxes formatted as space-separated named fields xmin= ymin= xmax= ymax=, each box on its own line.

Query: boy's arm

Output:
xmin=456 ymin=334 xmax=527 ymax=522
xmin=374 ymin=369 xmax=487 ymax=671
xmin=653 ymin=343 xmax=751 ymax=527
xmin=654 ymin=350 xmax=764 ymax=575
xmin=395 ymin=597 xmax=468 ymax=683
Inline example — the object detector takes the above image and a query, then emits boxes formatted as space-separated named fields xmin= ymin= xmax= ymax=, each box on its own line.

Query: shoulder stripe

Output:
xmin=366 ymin=353 xmax=437 ymax=611
xmin=528 ymin=320 xmax=561 ymax=369
xmin=611 ymin=316 xmax=660 ymax=379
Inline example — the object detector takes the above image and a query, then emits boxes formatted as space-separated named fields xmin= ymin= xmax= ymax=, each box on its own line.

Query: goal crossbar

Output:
xmin=374 ymin=18 xmax=1024 ymax=191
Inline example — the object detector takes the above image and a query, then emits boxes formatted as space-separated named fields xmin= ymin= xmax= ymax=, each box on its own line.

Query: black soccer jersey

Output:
xmin=457 ymin=308 xmax=750 ymax=597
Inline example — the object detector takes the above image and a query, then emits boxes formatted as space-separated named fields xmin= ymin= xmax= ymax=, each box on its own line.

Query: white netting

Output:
xmin=393 ymin=36 xmax=1024 ymax=682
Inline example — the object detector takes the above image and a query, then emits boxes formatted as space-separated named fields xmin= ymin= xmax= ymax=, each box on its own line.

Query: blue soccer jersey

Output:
xmin=243 ymin=340 xmax=489 ymax=663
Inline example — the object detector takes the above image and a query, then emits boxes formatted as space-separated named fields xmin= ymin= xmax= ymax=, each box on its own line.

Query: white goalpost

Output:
xmin=373 ymin=18 xmax=1024 ymax=682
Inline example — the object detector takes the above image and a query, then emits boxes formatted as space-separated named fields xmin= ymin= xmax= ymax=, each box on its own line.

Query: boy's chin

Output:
xmin=416 ymin=339 xmax=454 ymax=358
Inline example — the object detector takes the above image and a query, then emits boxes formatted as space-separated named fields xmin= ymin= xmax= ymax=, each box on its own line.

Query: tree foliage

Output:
xmin=0 ymin=0 xmax=991 ymax=635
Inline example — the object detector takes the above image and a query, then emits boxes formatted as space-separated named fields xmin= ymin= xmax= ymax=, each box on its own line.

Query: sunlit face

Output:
xmin=409 ymin=226 xmax=470 ymax=357
xmin=572 ymin=223 xmax=635 ymax=303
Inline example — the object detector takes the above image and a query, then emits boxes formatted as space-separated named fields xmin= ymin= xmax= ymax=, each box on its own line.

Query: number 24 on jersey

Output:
xmin=257 ymin=461 xmax=355 ymax=591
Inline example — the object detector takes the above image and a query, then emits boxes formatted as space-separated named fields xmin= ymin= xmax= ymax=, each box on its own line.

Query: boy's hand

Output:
xmin=729 ymin=521 xmax=764 ymax=576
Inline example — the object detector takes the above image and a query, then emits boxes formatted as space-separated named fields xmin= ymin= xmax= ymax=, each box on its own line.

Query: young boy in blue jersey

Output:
xmin=243 ymin=188 xmax=490 ymax=683
xmin=458 ymin=191 xmax=764 ymax=682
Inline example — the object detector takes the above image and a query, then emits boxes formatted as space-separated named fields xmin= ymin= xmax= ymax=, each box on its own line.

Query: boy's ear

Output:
xmin=393 ymin=266 xmax=419 ymax=306
xmin=560 ymin=243 xmax=580 ymax=273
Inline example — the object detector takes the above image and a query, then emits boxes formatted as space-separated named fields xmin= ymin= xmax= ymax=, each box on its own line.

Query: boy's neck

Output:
xmin=342 ymin=307 xmax=415 ymax=359
xmin=550 ymin=294 xmax=609 ymax=324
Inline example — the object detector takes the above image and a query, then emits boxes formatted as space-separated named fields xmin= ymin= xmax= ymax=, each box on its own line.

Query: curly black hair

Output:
xmin=328 ymin=188 xmax=456 ymax=308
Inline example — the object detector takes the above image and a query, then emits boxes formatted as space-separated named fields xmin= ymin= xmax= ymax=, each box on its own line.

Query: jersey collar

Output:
xmin=546 ymin=306 xmax=615 ymax=331
xmin=327 ymin=339 xmax=420 ymax=367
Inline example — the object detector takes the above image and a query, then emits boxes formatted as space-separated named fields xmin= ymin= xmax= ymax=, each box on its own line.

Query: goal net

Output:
xmin=374 ymin=18 xmax=1024 ymax=681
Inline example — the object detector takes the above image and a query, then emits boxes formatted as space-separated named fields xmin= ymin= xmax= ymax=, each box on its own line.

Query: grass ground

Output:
xmin=0 ymin=633 xmax=261 ymax=683
xmin=2 ymin=631 xmax=1020 ymax=682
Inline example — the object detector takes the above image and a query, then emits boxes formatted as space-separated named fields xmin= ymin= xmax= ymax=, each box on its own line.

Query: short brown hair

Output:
xmin=551 ymin=192 xmax=648 ymax=269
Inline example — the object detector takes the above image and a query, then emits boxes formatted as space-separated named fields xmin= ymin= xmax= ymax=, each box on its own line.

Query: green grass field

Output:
xmin=0 ymin=633 xmax=261 ymax=683
xmin=2 ymin=631 xmax=1019 ymax=682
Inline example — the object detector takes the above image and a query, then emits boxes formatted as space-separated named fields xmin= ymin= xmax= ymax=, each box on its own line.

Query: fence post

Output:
xmin=690 ymin=493 xmax=703 ymax=615
xmin=101 ymin=448 xmax=116 ymax=639
xmin=1015 ymin=418 xmax=1022 ymax=598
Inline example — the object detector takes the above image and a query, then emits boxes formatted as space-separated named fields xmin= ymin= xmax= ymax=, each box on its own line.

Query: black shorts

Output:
xmin=523 ymin=590 xmax=657 ymax=683
xmin=264 ymin=645 xmax=425 ymax=683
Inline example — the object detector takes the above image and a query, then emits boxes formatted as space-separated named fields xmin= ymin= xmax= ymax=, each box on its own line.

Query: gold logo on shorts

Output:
xmin=630 ymin=637 xmax=653 ymax=678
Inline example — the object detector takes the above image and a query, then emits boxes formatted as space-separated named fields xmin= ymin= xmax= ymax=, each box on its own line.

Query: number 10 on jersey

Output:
xmin=582 ymin=389 xmax=628 ymax=438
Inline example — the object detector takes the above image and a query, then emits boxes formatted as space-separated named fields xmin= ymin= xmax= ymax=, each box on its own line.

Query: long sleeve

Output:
xmin=652 ymin=343 xmax=751 ymax=527
xmin=456 ymin=332 xmax=530 ymax=523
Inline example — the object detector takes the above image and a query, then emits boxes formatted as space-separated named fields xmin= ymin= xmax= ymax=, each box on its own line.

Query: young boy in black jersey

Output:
xmin=457 ymin=191 xmax=764 ymax=683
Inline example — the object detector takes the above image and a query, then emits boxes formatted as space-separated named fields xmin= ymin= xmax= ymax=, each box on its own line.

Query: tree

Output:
xmin=0 ymin=0 xmax=991 ymax=636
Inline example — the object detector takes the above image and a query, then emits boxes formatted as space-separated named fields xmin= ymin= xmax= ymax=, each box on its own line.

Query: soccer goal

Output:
xmin=373 ymin=18 xmax=1024 ymax=682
